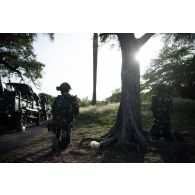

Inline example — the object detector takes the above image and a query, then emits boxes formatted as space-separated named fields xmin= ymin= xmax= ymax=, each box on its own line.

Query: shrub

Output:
xmin=105 ymin=88 xmax=121 ymax=103
xmin=79 ymin=97 xmax=91 ymax=107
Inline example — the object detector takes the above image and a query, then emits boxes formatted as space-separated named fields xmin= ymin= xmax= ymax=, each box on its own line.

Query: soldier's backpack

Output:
xmin=52 ymin=93 xmax=79 ymax=123
xmin=151 ymin=94 xmax=173 ymax=114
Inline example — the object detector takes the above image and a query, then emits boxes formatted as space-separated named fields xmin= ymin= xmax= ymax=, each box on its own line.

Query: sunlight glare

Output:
xmin=135 ymin=51 xmax=141 ymax=63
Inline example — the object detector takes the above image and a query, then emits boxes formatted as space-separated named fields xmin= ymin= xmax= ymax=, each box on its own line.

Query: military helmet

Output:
xmin=155 ymin=84 xmax=167 ymax=92
xmin=56 ymin=82 xmax=71 ymax=92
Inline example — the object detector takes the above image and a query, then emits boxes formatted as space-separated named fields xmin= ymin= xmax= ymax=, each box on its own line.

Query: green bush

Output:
xmin=141 ymin=91 xmax=154 ymax=102
xmin=74 ymin=98 xmax=195 ymax=143
xmin=105 ymin=88 xmax=121 ymax=103
xmin=105 ymin=88 xmax=154 ymax=103
xmin=79 ymin=97 xmax=91 ymax=107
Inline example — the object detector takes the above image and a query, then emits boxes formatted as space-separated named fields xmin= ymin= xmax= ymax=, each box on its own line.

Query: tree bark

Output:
xmin=92 ymin=33 xmax=98 ymax=105
xmin=102 ymin=33 xmax=148 ymax=149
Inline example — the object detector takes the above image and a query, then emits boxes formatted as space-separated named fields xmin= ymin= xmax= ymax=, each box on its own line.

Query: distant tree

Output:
xmin=106 ymin=88 xmax=121 ymax=103
xmin=99 ymin=33 xmax=154 ymax=149
xmin=0 ymin=33 xmax=53 ymax=86
xmin=143 ymin=34 xmax=195 ymax=99
xmin=92 ymin=33 xmax=98 ymax=105
xmin=80 ymin=97 xmax=91 ymax=107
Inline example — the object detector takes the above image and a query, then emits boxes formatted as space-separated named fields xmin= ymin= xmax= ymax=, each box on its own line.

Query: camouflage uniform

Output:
xmin=50 ymin=82 xmax=79 ymax=149
xmin=40 ymin=95 xmax=48 ymax=110
xmin=52 ymin=92 xmax=79 ymax=123
xmin=40 ymin=95 xmax=48 ymax=119
xmin=151 ymin=84 xmax=173 ymax=139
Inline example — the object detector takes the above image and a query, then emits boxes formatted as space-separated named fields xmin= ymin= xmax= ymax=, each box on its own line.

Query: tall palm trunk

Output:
xmin=92 ymin=33 xmax=98 ymax=105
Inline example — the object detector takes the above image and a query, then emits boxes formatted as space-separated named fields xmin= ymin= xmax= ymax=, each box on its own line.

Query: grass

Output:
xmin=74 ymin=103 xmax=119 ymax=138
xmin=72 ymin=98 xmax=195 ymax=162
xmin=2 ymin=98 xmax=194 ymax=163
xmin=74 ymin=98 xmax=195 ymax=142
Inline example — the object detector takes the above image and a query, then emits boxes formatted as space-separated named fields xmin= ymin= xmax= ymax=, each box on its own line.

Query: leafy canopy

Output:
xmin=143 ymin=33 xmax=195 ymax=99
xmin=0 ymin=33 xmax=53 ymax=86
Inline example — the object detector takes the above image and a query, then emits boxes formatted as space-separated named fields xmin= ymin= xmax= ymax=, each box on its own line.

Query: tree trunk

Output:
xmin=92 ymin=33 xmax=98 ymax=105
xmin=103 ymin=34 xmax=146 ymax=148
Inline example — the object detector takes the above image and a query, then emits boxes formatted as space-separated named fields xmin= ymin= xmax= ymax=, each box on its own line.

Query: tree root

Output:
xmin=99 ymin=137 xmax=117 ymax=149
xmin=100 ymin=127 xmax=115 ymax=139
xmin=99 ymin=136 xmax=144 ymax=153
xmin=79 ymin=137 xmax=101 ymax=147
xmin=99 ymin=127 xmax=148 ymax=152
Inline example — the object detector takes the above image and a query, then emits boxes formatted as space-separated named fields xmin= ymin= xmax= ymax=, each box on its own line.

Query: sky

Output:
xmin=33 ymin=34 xmax=163 ymax=100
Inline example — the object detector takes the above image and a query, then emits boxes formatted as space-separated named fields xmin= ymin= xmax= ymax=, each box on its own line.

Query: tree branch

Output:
xmin=137 ymin=33 xmax=155 ymax=48
xmin=0 ymin=59 xmax=24 ymax=82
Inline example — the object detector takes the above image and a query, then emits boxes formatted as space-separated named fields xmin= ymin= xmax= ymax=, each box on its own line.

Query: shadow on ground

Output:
xmin=1 ymin=126 xmax=195 ymax=163
xmin=88 ymin=126 xmax=195 ymax=163
xmin=145 ymin=127 xmax=195 ymax=163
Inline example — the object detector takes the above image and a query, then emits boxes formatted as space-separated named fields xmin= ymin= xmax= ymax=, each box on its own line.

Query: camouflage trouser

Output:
xmin=48 ymin=120 xmax=72 ymax=149
xmin=151 ymin=117 xmax=172 ymax=139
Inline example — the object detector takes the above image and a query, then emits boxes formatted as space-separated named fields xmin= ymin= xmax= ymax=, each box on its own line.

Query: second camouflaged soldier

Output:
xmin=150 ymin=84 xmax=173 ymax=140
xmin=39 ymin=95 xmax=48 ymax=120
xmin=50 ymin=82 xmax=79 ymax=149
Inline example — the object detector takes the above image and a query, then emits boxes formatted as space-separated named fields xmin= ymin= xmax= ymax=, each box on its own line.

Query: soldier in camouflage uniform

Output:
xmin=40 ymin=95 xmax=48 ymax=120
xmin=150 ymin=84 xmax=173 ymax=140
xmin=49 ymin=82 xmax=79 ymax=149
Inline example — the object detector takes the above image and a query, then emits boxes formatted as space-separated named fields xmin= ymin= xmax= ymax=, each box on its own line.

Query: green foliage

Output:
xmin=74 ymin=103 xmax=119 ymax=141
xmin=74 ymin=98 xmax=195 ymax=150
xmin=79 ymin=97 xmax=108 ymax=107
xmin=171 ymin=98 xmax=195 ymax=127
xmin=141 ymin=90 xmax=154 ymax=102
xmin=0 ymin=33 xmax=53 ymax=85
xmin=73 ymin=98 xmax=195 ymax=162
xmin=173 ymin=97 xmax=195 ymax=112
xmin=142 ymin=97 xmax=195 ymax=128
xmin=163 ymin=33 xmax=195 ymax=45
xmin=105 ymin=88 xmax=154 ymax=103
xmin=79 ymin=97 xmax=91 ymax=107
xmin=99 ymin=33 xmax=117 ymax=43
xmin=105 ymin=88 xmax=121 ymax=103
xmin=143 ymin=42 xmax=195 ymax=99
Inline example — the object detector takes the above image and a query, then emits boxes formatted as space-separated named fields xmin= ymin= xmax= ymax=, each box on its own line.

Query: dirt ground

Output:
xmin=0 ymin=123 xmax=195 ymax=163
xmin=0 ymin=126 xmax=101 ymax=163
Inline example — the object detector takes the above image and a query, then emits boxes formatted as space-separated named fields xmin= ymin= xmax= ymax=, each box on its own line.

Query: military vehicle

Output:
xmin=0 ymin=80 xmax=41 ymax=132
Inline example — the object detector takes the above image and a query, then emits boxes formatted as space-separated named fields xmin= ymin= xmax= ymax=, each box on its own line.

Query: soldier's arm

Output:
xmin=51 ymin=97 xmax=58 ymax=114
xmin=72 ymin=95 xmax=80 ymax=117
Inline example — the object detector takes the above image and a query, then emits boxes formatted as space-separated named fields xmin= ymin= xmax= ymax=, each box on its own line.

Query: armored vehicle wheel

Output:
xmin=15 ymin=113 xmax=27 ymax=132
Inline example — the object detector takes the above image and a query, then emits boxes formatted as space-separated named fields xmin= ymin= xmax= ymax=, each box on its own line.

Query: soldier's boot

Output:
xmin=59 ymin=131 xmax=70 ymax=150
xmin=56 ymin=129 xmax=61 ymax=141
